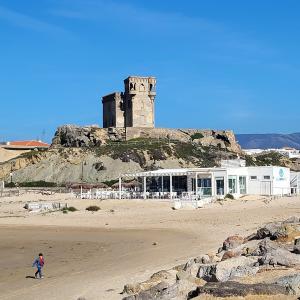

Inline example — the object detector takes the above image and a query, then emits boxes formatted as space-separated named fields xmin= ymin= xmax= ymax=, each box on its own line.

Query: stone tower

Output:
xmin=102 ymin=92 xmax=124 ymax=128
xmin=102 ymin=76 xmax=156 ymax=128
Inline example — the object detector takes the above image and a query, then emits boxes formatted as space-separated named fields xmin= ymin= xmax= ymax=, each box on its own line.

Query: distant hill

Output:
xmin=236 ymin=133 xmax=300 ymax=149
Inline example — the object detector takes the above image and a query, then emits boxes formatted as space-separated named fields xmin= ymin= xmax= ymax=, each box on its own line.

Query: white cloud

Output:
xmin=0 ymin=5 xmax=71 ymax=36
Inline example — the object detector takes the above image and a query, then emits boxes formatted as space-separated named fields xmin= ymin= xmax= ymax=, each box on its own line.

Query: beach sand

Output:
xmin=0 ymin=192 xmax=300 ymax=299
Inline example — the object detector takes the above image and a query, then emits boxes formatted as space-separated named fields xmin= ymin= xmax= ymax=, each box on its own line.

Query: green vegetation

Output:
xmin=62 ymin=206 xmax=78 ymax=213
xmin=19 ymin=181 xmax=57 ymax=187
xmin=5 ymin=182 xmax=16 ymax=188
xmin=17 ymin=149 xmax=47 ymax=159
xmin=93 ymin=138 xmax=174 ymax=167
xmin=191 ymin=132 xmax=204 ymax=140
xmin=66 ymin=206 xmax=78 ymax=212
xmin=91 ymin=138 xmax=235 ymax=168
xmin=245 ymin=152 xmax=285 ymax=167
xmin=102 ymin=179 xmax=119 ymax=187
xmin=5 ymin=181 xmax=58 ymax=188
xmin=225 ymin=193 xmax=234 ymax=199
xmin=86 ymin=205 xmax=101 ymax=211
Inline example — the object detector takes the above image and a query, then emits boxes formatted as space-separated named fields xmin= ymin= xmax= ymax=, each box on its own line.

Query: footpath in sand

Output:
xmin=0 ymin=192 xmax=299 ymax=300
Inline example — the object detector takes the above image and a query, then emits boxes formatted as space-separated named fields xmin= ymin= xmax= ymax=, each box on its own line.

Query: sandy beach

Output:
xmin=0 ymin=192 xmax=300 ymax=300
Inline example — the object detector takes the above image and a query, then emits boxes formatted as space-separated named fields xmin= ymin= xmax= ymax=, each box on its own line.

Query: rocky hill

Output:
xmin=0 ymin=125 xmax=242 ymax=184
xmin=1 ymin=125 xmax=300 ymax=185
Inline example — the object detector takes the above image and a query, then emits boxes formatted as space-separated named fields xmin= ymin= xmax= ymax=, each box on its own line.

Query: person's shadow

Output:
xmin=25 ymin=276 xmax=36 ymax=279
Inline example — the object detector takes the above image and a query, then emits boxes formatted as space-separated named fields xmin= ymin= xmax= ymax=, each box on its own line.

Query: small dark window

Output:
xmin=250 ymin=176 xmax=257 ymax=180
xmin=264 ymin=175 xmax=271 ymax=180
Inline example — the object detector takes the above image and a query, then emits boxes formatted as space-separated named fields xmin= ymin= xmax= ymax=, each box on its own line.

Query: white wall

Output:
xmin=247 ymin=167 xmax=273 ymax=195
xmin=272 ymin=167 xmax=290 ymax=195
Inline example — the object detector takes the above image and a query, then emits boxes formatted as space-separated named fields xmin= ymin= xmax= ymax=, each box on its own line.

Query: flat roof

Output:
xmin=121 ymin=167 xmax=227 ymax=178
xmin=121 ymin=165 xmax=290 ymax=178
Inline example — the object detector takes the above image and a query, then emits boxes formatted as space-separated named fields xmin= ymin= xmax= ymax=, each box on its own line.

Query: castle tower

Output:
xmin=102 ymin=76 xmax=156 ymax=128
xmin=123 ymin=76 xmax=156 ymax=128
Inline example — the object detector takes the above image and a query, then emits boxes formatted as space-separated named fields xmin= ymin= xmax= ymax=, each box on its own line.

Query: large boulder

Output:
xmin=276 ymin=273 xmax=300 ymax=295
xmin=122 ymin=270 xmax=176 ymax=296
xmin=256 ymin=222 xmax=287 ymax=240
xmin=256 ymin=221 xmax=300 ymax=242
xmin=190 ymin=281 xmax=288 ymax=298
xmin=122 ymin=282 xmax=179 ymax=300
xmin=198 ymin=256 xmax=258 ymax=282
xmin=258 ymin=239 xmax=300 ymax=267
xmin=222 ymin=235 xmax=244 ymax=250
xmin=214 ymin=256 xmax=259 ymax=282
xmin=183 ymin=259 xmax=199 ymax=277
xmin=283 ymin=216 xmax=300 ymax=224
xmin=294 ymin=238 xmax=300 ymax=254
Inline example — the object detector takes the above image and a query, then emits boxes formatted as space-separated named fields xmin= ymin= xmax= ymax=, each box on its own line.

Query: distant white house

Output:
xmin=244 ymin=147 xmax=300 ymax=159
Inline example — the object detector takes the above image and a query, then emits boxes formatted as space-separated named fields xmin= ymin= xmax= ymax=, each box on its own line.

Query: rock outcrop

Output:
xmin=52 ymin=125 xmax=242 ymax=154
xmin=121 ymin=217 xmax=300 ymax=300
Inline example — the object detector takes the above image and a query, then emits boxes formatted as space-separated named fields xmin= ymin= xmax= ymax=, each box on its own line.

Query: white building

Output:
xmin=291 ymin=171 xmax=300 ymax=194
xmin=120 ymin=164 xmax=291 ymax=200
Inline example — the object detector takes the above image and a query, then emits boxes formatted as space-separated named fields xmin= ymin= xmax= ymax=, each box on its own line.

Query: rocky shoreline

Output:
xmin=121 ymin=217 xmax=300 ymax=299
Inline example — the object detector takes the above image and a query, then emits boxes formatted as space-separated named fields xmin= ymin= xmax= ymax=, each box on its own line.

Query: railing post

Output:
xmin=119 ymin=177 xmax=122 ymax=200
xmin=143 ymin=176 xmax=147 ymax=199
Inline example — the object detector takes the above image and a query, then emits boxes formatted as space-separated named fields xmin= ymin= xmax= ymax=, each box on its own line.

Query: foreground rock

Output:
xmin=121 ymin=217 xmax=300 ymax=300
xmin=190 ymin=281 xmax=288 ymax=298
xmin=276 ymin=273 xmax=300 ymax=295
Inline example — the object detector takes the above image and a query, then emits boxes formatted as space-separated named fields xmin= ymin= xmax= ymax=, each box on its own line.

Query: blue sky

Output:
xmin=0 ymin=0 xmax=300 ymax=142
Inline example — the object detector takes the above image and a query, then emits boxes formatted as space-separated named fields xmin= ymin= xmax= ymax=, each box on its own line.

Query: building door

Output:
xmin=216 ymin=177 xmax=224 ymax=195
xmin=239 ymin=176 xmax=247 ymax=194
xmin=261 ymin=181 xmax=271 ymax=195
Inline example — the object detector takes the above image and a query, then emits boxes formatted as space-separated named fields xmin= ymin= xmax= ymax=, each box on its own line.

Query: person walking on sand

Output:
xmin=32 ymin=253 xmax=44 ymax=279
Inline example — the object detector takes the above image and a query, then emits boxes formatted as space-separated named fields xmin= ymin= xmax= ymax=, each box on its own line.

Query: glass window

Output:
xmin=228 ymin=176 xmax=237 ymax=194
xmin=216 ymin=177 xmax=224 ymax=195
xmin=250 ymin=176 xmax=257 ymax=180
xmin=239 ymin=176 xmax=247 ymax=194
xmin=263 ymin=175 xmax=271 ymax=180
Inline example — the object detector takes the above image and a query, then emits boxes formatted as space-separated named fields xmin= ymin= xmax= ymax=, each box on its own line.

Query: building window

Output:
xmin=228 ymin=176 xmax=237 ymax=194
xmin=263 ymin=175 xmax=271 ymax=180
xmin=250 ymin=176 xmax=257 ymax=180
xmin=239 ymin=176 xmax=247 ymax=194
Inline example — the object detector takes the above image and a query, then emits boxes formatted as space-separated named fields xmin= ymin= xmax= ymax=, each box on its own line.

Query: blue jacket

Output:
xmin=32 ymin=257 xmax=44 ymax=268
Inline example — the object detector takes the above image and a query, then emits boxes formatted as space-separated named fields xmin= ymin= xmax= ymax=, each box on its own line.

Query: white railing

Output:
xmin=71 ymin=189 xmax=178 ymax=200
